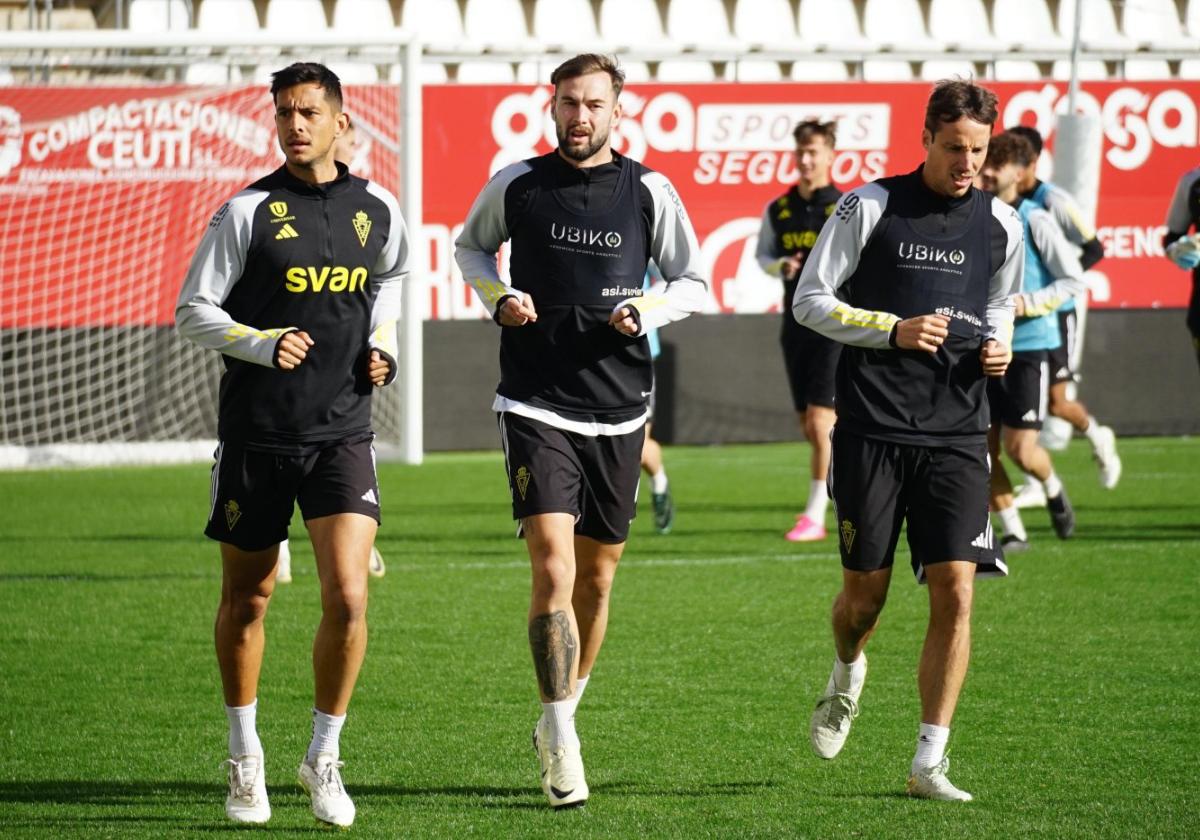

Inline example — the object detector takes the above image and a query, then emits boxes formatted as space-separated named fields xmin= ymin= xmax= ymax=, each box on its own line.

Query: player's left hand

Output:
xmin=981 ymin=338 xmax=1011 ymax=377
xmin=367 ymin=349 xmax=392 ymax=387
xmin=609 ymin=306 xmax=640 ymax=336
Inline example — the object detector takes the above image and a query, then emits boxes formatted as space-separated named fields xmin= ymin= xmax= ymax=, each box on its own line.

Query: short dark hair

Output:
xmin=550 ymin=53 xmax=625 ymax=99
xmin=793 ymin=119 xmax=837 ymax=148
xmin=924 ymin=79 xmax=999 ymax=136
xmin=1007 ymin=124 xmax=1044 ymax=156
xmin=270 ymin=62 xmax=343 ymax=110
xmin=985 ymin=132 xmax=1036 ymax=168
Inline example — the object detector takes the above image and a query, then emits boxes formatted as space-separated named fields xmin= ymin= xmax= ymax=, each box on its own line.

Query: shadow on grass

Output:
xmin=0 ymin=572 xmax=213 ymax=583
xmin=0 ymin=778 xmax=780 ymax=815
xmin=1025 ymin=522 xmax=1199 ymax=542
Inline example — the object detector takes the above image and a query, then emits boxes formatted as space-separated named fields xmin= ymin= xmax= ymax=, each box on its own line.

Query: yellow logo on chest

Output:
xmin=353 ymin=211 xmax=372 ymax=247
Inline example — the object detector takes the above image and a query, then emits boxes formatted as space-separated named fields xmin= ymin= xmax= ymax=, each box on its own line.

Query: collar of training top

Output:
xmin=548 ymin=147 xmax=624 ymax=180
xmin=275 ymin=160 xmax=353 ymax=197
xmin=913 ymin=164 xmax=974 ymax=210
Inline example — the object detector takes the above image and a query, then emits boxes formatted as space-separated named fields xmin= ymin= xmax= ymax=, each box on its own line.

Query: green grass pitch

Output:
xmin=0 ymin=438 xmax=1197 ymax=838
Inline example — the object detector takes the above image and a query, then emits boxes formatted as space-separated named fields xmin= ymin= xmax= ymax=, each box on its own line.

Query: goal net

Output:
xmin=0 ymin=82 xmax=404 ymax=468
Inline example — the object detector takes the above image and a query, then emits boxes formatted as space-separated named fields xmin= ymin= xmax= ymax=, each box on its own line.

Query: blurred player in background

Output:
xmin=176 ymin=63 xmax=409 ymax=828
xmin=275 ymin=111 xmax=386 ymax=584
xmin=1006 ymin=126 xmax=1121 ymax=503
xmin=794 ymin=80 xmax=1020 ymax=802
xmin=1162 ymin=164 xmax=1200 ymax=374
xmin=455 ymin=54 xmax=707 ymax=809
xmin=978 ymin=132 xmax=1082 ymax=551
xmin=756 ymin=119 xmax=842 ymax=542
xmin=641 ymin=261 xmax=675 ymax=534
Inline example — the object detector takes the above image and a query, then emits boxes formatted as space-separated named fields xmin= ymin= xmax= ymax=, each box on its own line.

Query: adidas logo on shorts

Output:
xmin=1021 ymin=409 xmax=1038 ymax=423
xmin=361 ymin=488 xmax=378 ymax=505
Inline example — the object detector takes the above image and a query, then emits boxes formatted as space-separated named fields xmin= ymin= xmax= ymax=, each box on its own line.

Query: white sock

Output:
xmin=997 ymin=506 xmax=1027 ymax=541
xmin=912 ymin=722 xmax=950 ymax=772
xmin=803 ymin=478 xmax=829 ymax=522
xmin=651 ymin=469 xmax=668 ymax=494
xmin=225 ymin=700 xmax=263 ymax=758
xmin=568 ymin=674 xmax=590 ymax=717
xmin=1083 ymin=417 xmax=1103 ymax=445
xmin=1021 ymin=472 xmax=1040 ymax=489
xmin=1043 ymin=471 xmax=1064 ymax=499
xmin=306 ymin=708 xmax=346 ymax=764
xmin=542 ymin=698 xmax=579 ymax=749
xmin=828 ymin=654 xmax=866 ymax=695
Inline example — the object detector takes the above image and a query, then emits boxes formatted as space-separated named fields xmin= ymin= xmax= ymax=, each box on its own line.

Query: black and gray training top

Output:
xmin=792 ymin=167 xmax=1023 ymax=447
xmin=455 ymin=150 xmax=708 ymax=435
xmin=175 ymin=163 xmax=410 ymax=452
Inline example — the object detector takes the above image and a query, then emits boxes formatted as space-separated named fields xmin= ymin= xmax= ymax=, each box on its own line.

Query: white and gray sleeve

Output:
xmin=1041 ymin=183 xmax=1095 ymax=246
xmin=174 ymin=190 xmax=293 ymax=368
xmin=986 ymin=197 xmax=1022 ymax=345
xmin=755 ymin=204 xmax=787 ymax=277
xmin=1022 ymin=209 xmax=1086 ymax=318
xmin=618 ymin=171 xmax=709 ymax=333
xmin=365 ymin=182 xmax=410 ymax=380
xmin=792 ymin=183 xmax=897 ymax=348
xmin=453 ymin=161 xmax=531 ymax=314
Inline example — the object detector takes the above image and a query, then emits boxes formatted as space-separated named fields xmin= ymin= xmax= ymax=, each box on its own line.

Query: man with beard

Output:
xmin=793 ymin=80 xmax=1020 ymax=801
xmin=756 ymin=119 xmax=842 ymax=542
xmin=455 ymin=54 xmax=707 ymax=809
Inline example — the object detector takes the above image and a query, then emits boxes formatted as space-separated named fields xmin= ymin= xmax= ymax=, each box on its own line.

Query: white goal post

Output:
xmin=0 ymin=30 xmax=423 ymax=468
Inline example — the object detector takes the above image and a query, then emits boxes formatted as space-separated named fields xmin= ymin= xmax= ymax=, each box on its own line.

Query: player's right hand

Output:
xmin=498 ymin=293 xmax=538 ymax=327
xmin=276 ymin=330 xmax=313 ymax=370
xmin=894 ymin=314 xmax=949 ymax=354
xmin=782 ymin=254 xmax=805 ymax=280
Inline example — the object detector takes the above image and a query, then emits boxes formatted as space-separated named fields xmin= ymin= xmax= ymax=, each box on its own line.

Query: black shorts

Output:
xmin=1046 ymin=309 xmax=1079 ymax=384
xmin=781 ymin=321 xmax=840 ymax=411
xmin=828 ymin=428 xmax=996 ymax=576
xmin=205 ymin=436 xmax=381 ymax=551
xmin=988 ymin=350 xmax=1048 ymax=430
xmin=498 ymin=412 xmax=643 ymax=544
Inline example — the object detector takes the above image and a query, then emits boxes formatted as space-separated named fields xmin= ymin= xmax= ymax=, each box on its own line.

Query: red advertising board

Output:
xmin=1 ymin=80 xmax=1195 ymax=327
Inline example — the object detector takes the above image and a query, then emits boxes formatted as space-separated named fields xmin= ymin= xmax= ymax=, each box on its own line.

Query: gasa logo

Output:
xmin=0 ymin=106 xmax=22 ymax=179
xmin=897 ymin=243 xmax=966 ymax=265
xmin=550 ymin=222 xmax=622 ymax=249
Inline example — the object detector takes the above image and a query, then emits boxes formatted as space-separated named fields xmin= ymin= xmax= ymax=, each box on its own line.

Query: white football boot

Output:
xmin=298 ymin=754 xmax=356 ymax=827
xmin=533 ymin=718 xmax=588 ymax=809
xmin=275 ymin=539 xmax=293 ymax=584
xmin=1090 ymin=425 xmax=1122 ymax=489
xmin=223 ymin=754 xmax=270 ymax=824
xmin=810 ymin=656 xmax=866 ymax=759
xmin=907 ymin=756 xmax=974 ymax=801
xmin=1012 ymin=479 xmax=1047 ymax=510
xmin=368 ymin=545 xmax=386 ymax=578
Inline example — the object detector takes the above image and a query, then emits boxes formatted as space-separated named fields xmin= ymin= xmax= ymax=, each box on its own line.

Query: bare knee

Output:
xmin=1003 ymin=432 xmax=1037 ymax=468
xmin=322 ymin=583 xmax=368 ymax=628
xmin=839 ymin=588 xmax=887 ymax=630
xmin=531 ymin=551 xmax=575 ymax=601
xmin=220 ymin=585 xmax=271 ymax=628
xmin=929 ymin=578 xmax=973 ymax=621
xmin=576 ymin=561 xmax=617 ymax=604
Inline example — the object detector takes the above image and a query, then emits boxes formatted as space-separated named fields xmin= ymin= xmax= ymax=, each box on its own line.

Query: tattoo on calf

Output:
xmin=529 ymin=610 xmax=576 ymax=700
